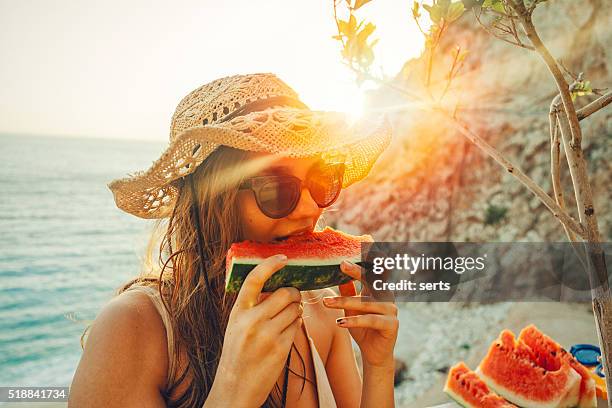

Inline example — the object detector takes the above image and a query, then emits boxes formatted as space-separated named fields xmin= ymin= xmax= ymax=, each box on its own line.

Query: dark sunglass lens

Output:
xmin=308 ymin=165 xmax=343 ymax=207
xmin=257 ymin=179 xmax=300 ymax=218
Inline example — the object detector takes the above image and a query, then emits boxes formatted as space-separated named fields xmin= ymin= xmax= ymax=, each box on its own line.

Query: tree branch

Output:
xmin=577 ymin=91 xmax=612 ymax=121
xmin=509 ymin=1 xmax=583 ymax=148
xmin=438 ymin=109 xmax=585 ymax=238
xmin=472 ymin=8 xmax=535 ymax=51
xmin=549 ymin=102 xmax=576 ymax=242
xmin=549 ymin=98 xmax=592 ymax=273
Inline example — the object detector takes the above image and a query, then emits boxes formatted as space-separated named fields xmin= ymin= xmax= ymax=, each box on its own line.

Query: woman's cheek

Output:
xmin=237 ymin=193 xmax=277 ymax=241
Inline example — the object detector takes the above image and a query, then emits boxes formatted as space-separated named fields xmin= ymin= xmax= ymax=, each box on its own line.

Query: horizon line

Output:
xmin=0 ymin=131 xmax=167 ymax=144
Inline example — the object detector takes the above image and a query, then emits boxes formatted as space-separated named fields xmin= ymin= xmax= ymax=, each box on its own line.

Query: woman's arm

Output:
xmin=324 ymin=295 xmax=363 ymax=407
xmin=68 ymin=291 xmax=169 ymax=407
xmin=360 ymin=361 xmax=395 ymax=408
xmin=324 ymin=299 xmax=395 ymax=408
xmin=324 ymin=261 xmax=399 ymax=408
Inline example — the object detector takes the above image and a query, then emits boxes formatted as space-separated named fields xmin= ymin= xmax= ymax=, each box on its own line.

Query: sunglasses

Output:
xmin=239 ymin=162 xmax=345 ymax=219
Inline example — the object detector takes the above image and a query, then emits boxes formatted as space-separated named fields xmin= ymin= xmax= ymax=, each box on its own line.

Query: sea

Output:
xmin=0 ymin=133 xmax=166 ymax=388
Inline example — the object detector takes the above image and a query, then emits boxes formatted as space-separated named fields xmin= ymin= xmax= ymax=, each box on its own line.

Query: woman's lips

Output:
xmin=274 ymin=227 xmax=312 ymax=241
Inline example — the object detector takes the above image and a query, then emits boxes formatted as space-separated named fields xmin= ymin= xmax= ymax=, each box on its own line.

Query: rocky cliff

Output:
xmin=326 ymin=0 xmax=611 ymax=244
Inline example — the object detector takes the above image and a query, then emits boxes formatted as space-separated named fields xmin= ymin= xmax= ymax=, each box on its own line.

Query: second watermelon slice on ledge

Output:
xmin=446 ymin=325 xmax=598 ymax=408
xmin=225 ymin=226 xmax=373 ymax=293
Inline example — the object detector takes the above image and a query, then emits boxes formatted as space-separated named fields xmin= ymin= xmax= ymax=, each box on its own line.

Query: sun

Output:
xmin=293 ymin=0 xmax=425 ymax=122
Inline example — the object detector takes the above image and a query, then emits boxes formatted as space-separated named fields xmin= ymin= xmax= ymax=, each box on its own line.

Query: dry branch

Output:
xmin=577 ymin=91 xmax=612 ymax=121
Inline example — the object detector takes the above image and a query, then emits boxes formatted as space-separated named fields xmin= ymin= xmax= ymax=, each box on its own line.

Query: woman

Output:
xmin=68 ymin=73 xmax=397 ymax=407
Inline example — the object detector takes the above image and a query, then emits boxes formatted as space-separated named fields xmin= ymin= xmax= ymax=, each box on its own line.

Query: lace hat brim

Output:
xmin=108 ymin=107 xmax=392 ymax=219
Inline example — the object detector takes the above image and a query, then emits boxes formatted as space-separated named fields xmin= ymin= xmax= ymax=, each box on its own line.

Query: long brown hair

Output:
xmin=82 ymin=145 xmax=315 ymax=407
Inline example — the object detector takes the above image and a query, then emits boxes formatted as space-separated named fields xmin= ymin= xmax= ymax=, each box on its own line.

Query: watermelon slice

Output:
xmin=225 ymin=227 xmax=372 ymax=293
xmin=444 ymin=362 xmax=517 ymax=408
xmin=518 ymin=325 xmax=597 ymax=408
xmin=477 ymin=330 xmax=581 ymax=408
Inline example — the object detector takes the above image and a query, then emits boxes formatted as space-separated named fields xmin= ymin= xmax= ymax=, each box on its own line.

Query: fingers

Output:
xmin=234 ymin=254 xmax=288 ymax=310
xmin=256 ymin=287 xmax=302 ymax=318
xmin=266 ymin=301 xmax=303 ymax=332
xmin=340 ymin=260 xmax=374 ymax=296
xmin=336 ymin=314 xmax=399 ymax=332
xmin=323 ymin=296 xmax=398 ymax=316
xmin=340 ymin=260 xmax=363 ymax=281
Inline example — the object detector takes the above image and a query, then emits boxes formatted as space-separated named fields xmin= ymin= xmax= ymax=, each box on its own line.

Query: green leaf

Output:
xmin=358 ymin=22 xmax=376 ymax=40
xmin=356 ymin=20 xmax=364 ymax=32
xmin=338 ymin=19 xmax=349 ymax=35
xmin=482 ymin=0 xmax=504 ymax=13
xmin=412 ymin=1 xmax=421 ymax=19
xmin=353 ymin=0 xmax=373 ymax=10
xmin=438 ymin=0 xmax=451 ymax=15
xmin=427 ymin=3 xmax=442 ymax=23
xmin=349 ymin=14 xmax=357 ymax=32
xmin=571 ymin=80 xmax=593 ymax=100
xmin=492 ymin=1 xmax=505 ymax=13
xmin=446 ymin=1 xmax=465 ymax=22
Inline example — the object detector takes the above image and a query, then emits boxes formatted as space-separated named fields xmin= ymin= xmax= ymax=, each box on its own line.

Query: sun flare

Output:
xmin=293 ymin=0 xmax=426 ymax=122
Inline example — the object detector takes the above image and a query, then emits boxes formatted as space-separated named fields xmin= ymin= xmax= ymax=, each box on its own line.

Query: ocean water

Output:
xmin=0 ymin=133 xmax=166 ymax=387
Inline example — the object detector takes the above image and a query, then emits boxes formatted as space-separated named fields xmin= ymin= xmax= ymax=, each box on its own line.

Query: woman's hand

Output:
xmin=208 ymin=254 xmax=303 ymax=408
xmin=323 ymin=260 xmax=399 ymax=369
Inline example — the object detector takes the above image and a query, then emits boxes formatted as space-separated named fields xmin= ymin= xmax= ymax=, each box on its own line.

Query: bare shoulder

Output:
xmin=68 ymin=288 xmax=168 ymax=407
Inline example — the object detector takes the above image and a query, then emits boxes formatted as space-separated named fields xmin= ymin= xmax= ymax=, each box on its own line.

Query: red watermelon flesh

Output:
xmin=444 ymin=362 xmax=517 ymax=408
xmin=477 ymin=330 xmax=581 ymax=408
xmin=227 ymin=226 xmax=371 ymax=261
xmin=518 ymin=325 xmax=597 ymax=408
xmin=225 ymin=227 xmax=373 ymax=293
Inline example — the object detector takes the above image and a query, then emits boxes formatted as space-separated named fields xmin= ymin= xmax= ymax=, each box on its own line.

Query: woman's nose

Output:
xmin=288 ymin=187 xmax=320 ymax=219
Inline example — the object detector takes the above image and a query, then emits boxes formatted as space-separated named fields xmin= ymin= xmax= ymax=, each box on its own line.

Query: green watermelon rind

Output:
xmin=225 ymin=260 xmax=360 ymax=293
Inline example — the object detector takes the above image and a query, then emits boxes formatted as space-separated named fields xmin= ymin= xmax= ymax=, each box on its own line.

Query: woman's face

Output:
xmin=237 ymin=152 xmax=325 ymax=243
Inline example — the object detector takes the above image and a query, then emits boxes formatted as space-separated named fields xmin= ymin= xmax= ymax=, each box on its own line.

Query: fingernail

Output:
xmin=276 ymin=254 xmax=287 ymax=261
xmin=336 ymin=317 xmax=346 ymax=326
xmin=341 ymin=260 xmax=353 ymax=269
xmin=323 ymin=297 xmax=336 ymax=305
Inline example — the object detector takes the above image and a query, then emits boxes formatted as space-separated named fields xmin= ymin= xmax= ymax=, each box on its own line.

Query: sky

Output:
xmin=0 ymin=0 xmax=425 ymax=141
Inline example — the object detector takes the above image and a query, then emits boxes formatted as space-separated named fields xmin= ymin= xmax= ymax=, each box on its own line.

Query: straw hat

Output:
xmin=108 ymin=73 xmax=392 ymax=219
